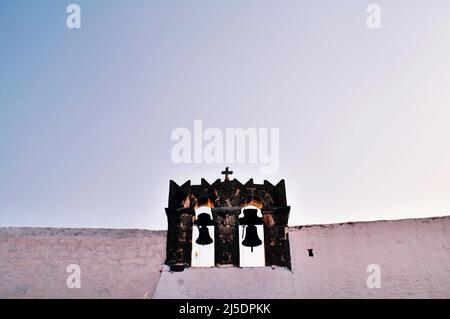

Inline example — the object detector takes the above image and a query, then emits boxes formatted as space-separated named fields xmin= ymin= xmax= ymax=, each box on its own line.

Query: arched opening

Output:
xmin=194 ymin=196 xmax=214 ymax=209
xmin=191 ymin=204 xmax=215 ymax=267
xmin=238 ymin=204 xmax=265 ymax=267
xmin=240 ymin=196 xmax=264 ymax=209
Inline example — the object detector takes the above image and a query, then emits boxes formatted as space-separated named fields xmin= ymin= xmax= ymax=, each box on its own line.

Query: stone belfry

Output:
xmin=165 ymin=169 xmax=291 ymax=271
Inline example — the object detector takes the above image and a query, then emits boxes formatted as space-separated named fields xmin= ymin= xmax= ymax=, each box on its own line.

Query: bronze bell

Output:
xmin=239 ymin=209 xmax=264 ymax=252
xmin=194 ymin=213 xmax=214 ymax=246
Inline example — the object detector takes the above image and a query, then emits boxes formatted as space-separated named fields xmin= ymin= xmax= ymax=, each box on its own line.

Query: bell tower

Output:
xmin=164 ymin=169 xmax=291 ymax=271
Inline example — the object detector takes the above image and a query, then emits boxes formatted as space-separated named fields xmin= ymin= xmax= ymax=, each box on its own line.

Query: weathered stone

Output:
xmin=165 ymin=176 xmax=291 ymax=270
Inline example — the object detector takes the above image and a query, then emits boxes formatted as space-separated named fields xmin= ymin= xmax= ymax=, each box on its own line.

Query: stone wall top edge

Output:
xmin=0 ymin=227 xmax=167 ymax=238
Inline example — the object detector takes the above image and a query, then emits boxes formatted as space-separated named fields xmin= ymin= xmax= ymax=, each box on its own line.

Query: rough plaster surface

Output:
xmin=153 ymin=266 xmax=297 ymax=299
xmin=1 ymin=216 xmax=449 ymax=298
xmin=289 ymin=216 xmax=450 ymax=298
xmin=0 ymin=228 xmax=166 ymax=299
xmin=154 ymin=216 xmax=449 ymax=298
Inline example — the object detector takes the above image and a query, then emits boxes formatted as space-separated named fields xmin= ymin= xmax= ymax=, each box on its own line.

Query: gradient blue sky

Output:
xmin=1 ymin=1 xmax=449 ymax=230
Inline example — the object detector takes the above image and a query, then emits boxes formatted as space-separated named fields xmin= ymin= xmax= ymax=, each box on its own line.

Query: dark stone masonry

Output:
xmin=165 ymin=173 xmax=291 ymax=271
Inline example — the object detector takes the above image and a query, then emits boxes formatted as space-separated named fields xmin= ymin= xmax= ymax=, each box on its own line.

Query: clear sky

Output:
xmin=1 ymin=1 xmax=449 ymax=230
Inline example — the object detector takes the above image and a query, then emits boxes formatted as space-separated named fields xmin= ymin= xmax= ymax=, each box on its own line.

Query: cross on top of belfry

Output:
xmin=221 ymin=167 xmax=233 ymax=181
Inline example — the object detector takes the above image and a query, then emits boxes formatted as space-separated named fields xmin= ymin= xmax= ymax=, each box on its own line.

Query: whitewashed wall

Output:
xmin=0 ymin=228 xmax=166 ymax=298
xmin=1 ymin=216 xmax=449 ymax=298
xmin=289 ymin=216 xmax=450 ymax=298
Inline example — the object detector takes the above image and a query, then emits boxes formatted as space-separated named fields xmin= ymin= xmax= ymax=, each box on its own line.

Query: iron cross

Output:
xmin=221 ymin=167 xmax=233 ymax=181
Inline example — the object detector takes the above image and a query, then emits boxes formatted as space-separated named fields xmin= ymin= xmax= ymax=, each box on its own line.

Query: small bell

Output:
xmin=194 ymin=213 xmax=214 ymax=246
xmin=242 ymin=224 xmax=262 ymax=251
xmin=196 ymin=226 xmax=213 ymax=245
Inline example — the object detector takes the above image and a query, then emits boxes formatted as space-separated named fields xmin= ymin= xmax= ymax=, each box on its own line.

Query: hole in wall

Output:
xmin=307 ymin=249 xmax=314 ymax=257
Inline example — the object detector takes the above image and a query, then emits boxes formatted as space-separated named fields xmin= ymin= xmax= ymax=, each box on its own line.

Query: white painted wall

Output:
xmin=289 ymin=216 xmax=450 ymax=298
xmin=0 ymin=228 xmax=166 ymax=299
xmin=155 ymin=216 xmax=449 ymax=298
xmin=154 ymin=266 xmax=296 ymax=299
xmin=0 ymin=216 xmax=448 ymax=298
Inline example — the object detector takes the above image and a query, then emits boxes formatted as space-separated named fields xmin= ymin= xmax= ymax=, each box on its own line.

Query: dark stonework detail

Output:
xmin=262 ymin=207 xmax=291 ymax=269
xmin=212 ymin=207 xmax=240 ymax=266
xmin=164 ymin=176 xmax=291 ymax=270
xmin=167 ymin=178 xmax=287 ymax=210
xmin=165 ymin=208 xmax=194 ymax=271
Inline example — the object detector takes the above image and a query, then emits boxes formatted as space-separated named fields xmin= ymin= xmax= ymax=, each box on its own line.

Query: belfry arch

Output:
xmin=165 ymin=171 xmax=291 ymax=271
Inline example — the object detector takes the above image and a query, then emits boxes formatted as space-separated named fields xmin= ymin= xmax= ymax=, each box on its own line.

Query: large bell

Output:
xmin=242 ymin=224 xmax=262 ymax=252
xmin=194 ymin=213 xmax=214 ymax=246
xmin=239 ymin=208 xmax=264 ymax=252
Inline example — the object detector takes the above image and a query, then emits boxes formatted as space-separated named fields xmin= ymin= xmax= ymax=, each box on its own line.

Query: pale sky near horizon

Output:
xmin=1 ymin=1 xmax=450 ymax=230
